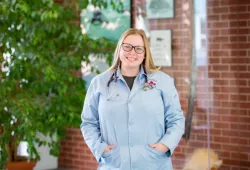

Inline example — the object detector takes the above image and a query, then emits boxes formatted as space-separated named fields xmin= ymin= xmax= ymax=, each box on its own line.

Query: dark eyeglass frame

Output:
xmin=121 ymin=43 xmax=145 ymax=54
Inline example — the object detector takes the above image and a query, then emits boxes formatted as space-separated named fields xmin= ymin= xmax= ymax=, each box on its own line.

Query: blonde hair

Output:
xmin=108 ymin=28 xmax=159 ymax=74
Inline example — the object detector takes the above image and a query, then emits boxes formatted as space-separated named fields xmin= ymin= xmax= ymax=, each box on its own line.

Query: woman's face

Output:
xmin=119 ymin=34 xmax=145 ymax=70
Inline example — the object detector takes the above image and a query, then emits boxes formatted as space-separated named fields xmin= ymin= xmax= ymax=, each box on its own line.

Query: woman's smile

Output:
xmin=126 ymin=56 xmax=137 ymax=61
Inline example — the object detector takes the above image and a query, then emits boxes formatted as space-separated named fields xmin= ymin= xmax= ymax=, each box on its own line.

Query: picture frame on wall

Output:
xmin=150 ymin=30 xmax=172 ymax=67
xmin=80 ymin=0 xmax=131 ymax=41
xmin=79 ymin=0 xmax=132 ymax=88
xmin=146 ymin=0 xmax=174 ymax=19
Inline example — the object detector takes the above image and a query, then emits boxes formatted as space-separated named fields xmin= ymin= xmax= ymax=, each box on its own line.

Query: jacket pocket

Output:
xmin=144 ymin=145 xmax=168 ymax=170
xmin=101 ymin=146 xmax=121 ymax=168
xmin=102 ymin=146 xmax=119 ymax=158
xmin=145 ymin=145 xmax=166 ymax=157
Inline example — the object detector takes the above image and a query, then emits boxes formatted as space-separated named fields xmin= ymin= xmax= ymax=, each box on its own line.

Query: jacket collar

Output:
xmin=116 ymin=65 xmax=147 ymax=81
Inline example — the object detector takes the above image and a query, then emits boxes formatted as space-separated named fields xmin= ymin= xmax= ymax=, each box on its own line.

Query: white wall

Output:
xmin=33 ymin=134 xmax=58 ymax=170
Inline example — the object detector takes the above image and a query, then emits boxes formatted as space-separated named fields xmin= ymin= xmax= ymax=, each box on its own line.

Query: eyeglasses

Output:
xmin=121 ymin=43 xmax=145 ymax=54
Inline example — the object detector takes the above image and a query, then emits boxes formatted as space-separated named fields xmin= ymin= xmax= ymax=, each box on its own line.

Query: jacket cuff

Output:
xmin=95 ymin=142 xmax=108 ymax=162
xmin=159 ymin=136 xmax=175 ymax=157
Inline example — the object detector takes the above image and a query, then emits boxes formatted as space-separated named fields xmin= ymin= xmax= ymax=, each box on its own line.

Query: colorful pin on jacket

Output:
xmin=143 ymin=79 xmax=156 ymax=91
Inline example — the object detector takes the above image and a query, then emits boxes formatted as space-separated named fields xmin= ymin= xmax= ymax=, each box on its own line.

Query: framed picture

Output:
xmin=79 ymin=1 xmax=131 ymax=88
xmin=146 ymin=0 xmax=174 ymax=19
xmin=150 ymin=30 xmax=172 ymax=67
xmin=80 ymin=0 xmax=131 ymax=41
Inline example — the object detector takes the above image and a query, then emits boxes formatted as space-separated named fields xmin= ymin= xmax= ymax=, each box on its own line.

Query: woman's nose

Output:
xmin=129 ymin=47 xmax=137 ymax=54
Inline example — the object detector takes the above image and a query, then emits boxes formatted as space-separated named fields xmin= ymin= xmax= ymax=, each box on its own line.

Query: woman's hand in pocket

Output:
xmin=149 ymin=143 xmax=169 ymax=153
xmin=103 ymin=145 xmax=115 ymax=154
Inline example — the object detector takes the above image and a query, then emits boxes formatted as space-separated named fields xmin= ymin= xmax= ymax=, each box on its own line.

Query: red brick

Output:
xmin=61 ymin=146 xmax=73 ymax=153
xmin=238 ymin=44 xmax=250 ymax=50
xmin=230 ymin=6 xmax=248 ymax=12
xmin=230 ymin=65 xmax=247 ymax=71
xmin=239 ymin=116 xmax=250 ymax=123
xmin=230 ymin=94 xmax=247 ymax=101
xmin=230 ymin=21 xmax=247 ymax=27
xmin=173 ymin=58 xmax=187 ymax=65
xmin=221 ymin=43 xmax=242 ymax=50
xmin=208 ymin=72 xmax=220 ymax=78
xmin=210 ymin=36 xmax=229 ymax=43
xmin=220 ymin=0 xmax=250 ymax=5
xmin=208 ymin=29 xmax=220 ymax=36
xmin=68 ymin=153 xmax=80 ymax=159
xmin=84 ymin=162 xmax=99 ymax=167
xmin=213 ymin=7 xmax=229 ymax=13
xmin=208 ymin=86 xmax=221 ymax=93
xmin=74 ymin=136 xmax=84 ymax=141
xmin=239 ymin=73 xmax=250 ymax=79
xmin=230 ymin=80 xmax=247 ymax=86
xmin=209 ymin=58 xmax=220 ymax=64
xmin=230 ymin=36 xmax=247 ymax=42
xmin=221 ymin=13 xmax=250 ymax=20
xmin=230 ymin=124 xmax=249 ymax=131
xmin=239 ymin=103 xmax=250 ymax=109
xmin=223 ymin=158 xmax=250 ymax=168
xmin=230 ymin=109 xmax=248 ymax=116
xmin=231 ymin=138 xmax=248 ymax=145
xmin=214 ymin=122 xmax=230 ymax=129
xmin=74 ymin=148 xmax=85 ymax=153
xmin=67 ymin=128 xmax=81 ymax=135
xmin=212 ymin=21 xmax=229 ymax=29
xmin=210 ymin=129 xmax=222 ymax=135
xmin=207 ymin=0 xmax=220 ymax=7
xmin=222 ymin=130 xmax=242 ymax=137
xmin=67 ymin=141 xmax=79 ymax=147
xmin=213 ymin=79 xmax=229 ymax=86
xmin=79 ymin=143 xmax=88 ymax=148
xmin=212 ymin=51 xmax=230 ymax=57
xmin=209 ymin=43 xmax=221 ymax=49
xmin=211 ymin=143 xmax=222 ymax=150
xmin=80 ymin=155 xmax=92 ymax=160
xmin=220 ymin=28 xmax=239 ymax=35
xmin=221 ymin=57 xmax=250 ymax=64
xmin=221 ymin=115 xmax=240 ymax=122
xmin=233 ymin=50 xmax=248 ymax=57
xmin=213 ymin=65 xmax=229 ymax=71
xmin=213 ymin=136 xmax=230 ymax=143
xmin=221 ymin=87 xmax=239 ymax=93
xmin=217 ymin=150 xmax=230 ymax=158
xmin=239 ymin=87 xmax=250 ymax=93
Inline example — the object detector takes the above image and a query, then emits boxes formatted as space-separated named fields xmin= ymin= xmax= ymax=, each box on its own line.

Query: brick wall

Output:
xmin=58 ymin=0 xmax=250 ymax=169
xmin=58 ymin=128 xmax=98 ymax=170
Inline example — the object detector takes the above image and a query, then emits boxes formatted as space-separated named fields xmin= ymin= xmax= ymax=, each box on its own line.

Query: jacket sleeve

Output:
xmin=159 ymin=77 xmax=185 ymax=157
xmin=80 ymin=79 xmax=107 ymax=162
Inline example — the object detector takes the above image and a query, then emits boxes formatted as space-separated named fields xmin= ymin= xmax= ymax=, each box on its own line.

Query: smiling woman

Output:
xmin=119 ymin=34 xmax=145 ymax=75
xmin=80 ymin=28 xmax=185 ymax=170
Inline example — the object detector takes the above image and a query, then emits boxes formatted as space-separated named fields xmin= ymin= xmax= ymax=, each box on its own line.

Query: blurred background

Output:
xmin=0 ymin=0 xmax=249 ymax=170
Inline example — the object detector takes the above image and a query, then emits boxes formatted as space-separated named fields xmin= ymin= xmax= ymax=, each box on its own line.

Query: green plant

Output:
xmin=0 ymin=0 xmax=116 ymax=168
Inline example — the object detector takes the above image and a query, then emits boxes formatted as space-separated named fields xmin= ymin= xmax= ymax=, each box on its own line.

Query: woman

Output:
xmin=80 ymin=28 xmax=185 ymax=170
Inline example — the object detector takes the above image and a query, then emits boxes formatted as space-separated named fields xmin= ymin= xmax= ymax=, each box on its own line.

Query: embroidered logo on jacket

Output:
xmin=143 ymin=79 xmax=156 ymax=91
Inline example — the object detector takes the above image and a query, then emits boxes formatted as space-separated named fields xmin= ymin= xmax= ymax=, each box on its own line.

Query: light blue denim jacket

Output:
xmin=80 ymin=66 xmax=185 ymax=170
